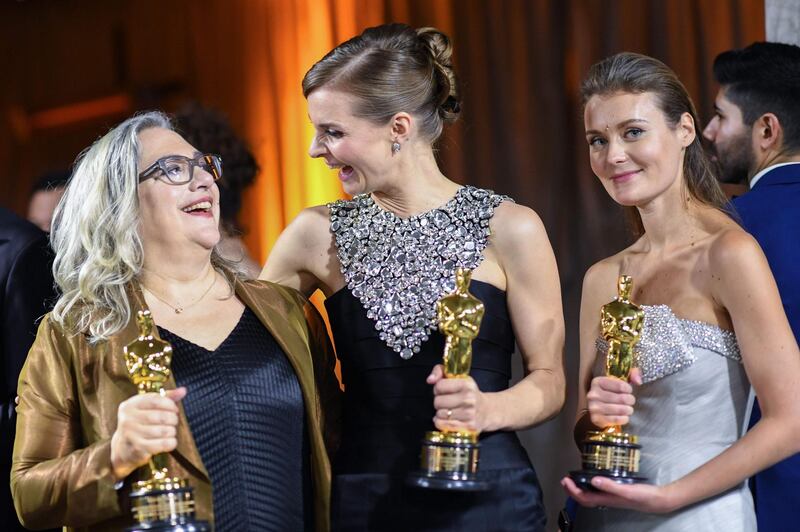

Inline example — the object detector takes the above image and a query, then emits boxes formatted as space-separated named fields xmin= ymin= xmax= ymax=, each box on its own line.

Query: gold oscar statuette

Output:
xmin=570 ymin=275 xmax=648 ymax=489
xmin=407 ymin=268 xmax=491 ymax=491
xmin=123 ymin=310 xmax=210 ymax=532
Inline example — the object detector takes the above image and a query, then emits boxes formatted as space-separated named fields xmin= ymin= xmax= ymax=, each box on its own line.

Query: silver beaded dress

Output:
xmin=574 ymin=304 xmax=756 ymax=532
xmin=324 ymin=186 xmax=546 ymax=531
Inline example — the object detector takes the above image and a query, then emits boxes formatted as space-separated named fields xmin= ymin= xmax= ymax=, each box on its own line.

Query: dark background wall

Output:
xmin=0 ymin=1 xmax=765 ymax=528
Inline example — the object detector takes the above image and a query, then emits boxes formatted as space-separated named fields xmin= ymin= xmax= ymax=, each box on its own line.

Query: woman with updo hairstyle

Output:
xmin=262 ymin=23 xmax=564 ymax=531
xmin=561 ymin=52 xmax=800 ymax=531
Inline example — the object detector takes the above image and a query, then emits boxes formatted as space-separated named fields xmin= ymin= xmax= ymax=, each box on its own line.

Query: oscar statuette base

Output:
xmin=569 ymin=430 xmax=647 ymax=491
xmin=126 ymin=477 xmax=211 ymax=532
xmin=406 ymin=430 xmax=491 ymax=492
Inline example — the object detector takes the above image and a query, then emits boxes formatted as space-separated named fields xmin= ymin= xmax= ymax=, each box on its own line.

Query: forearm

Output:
xmin=12 ymin=438 xmax=124 ymax=529
xmin=668 ymin=414 xmax=800 ymax=510
xmin=484 ymin=368 xmax=565 ymax=432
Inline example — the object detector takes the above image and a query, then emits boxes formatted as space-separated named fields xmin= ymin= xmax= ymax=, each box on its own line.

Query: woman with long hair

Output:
xmin=12 ymin=112 xmax=340 ymax=531
xmin=562 ymin=52 xmax=800 ymax=531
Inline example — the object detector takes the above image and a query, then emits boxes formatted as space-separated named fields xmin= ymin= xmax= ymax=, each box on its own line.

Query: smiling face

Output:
xmin=702 ymin=88 xmax=753 ymax=185
xmin=584 ymin=91 xmax=694 ymax=208
xmin=136 ymin=127 xmax=221 ymax=258
xmin=306 ymin=88 xmax=396 ymax=196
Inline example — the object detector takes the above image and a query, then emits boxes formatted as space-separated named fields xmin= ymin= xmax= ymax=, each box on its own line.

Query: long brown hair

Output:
xmin=302 ymin=23 xmax=461 ymax=144
xmin=581 ymin=52 xmax=727 ymax=237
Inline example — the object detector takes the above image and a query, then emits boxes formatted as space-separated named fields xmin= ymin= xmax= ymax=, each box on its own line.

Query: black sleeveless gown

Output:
xmin=325 ymin=281 xmax=546 ymax=531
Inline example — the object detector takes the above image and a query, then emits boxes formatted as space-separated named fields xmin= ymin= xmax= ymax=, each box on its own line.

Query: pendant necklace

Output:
xmin=142 ymin=272 xmax=217 ymax=314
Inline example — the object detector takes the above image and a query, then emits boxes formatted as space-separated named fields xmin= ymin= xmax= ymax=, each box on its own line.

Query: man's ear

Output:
xmin=753 ymin=113 xmax=784 ymax=153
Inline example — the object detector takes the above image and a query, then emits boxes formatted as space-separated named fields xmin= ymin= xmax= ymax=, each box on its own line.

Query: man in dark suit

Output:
xmin=703 ymin=41 xmax=800 ymax=531
xmin=0 ymin=207 xmax=56 ymax=531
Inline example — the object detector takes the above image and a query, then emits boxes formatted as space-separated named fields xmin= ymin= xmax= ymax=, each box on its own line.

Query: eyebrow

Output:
xmin=316 ymin=122 xmax=343 ymax=130
xmin=585 ymin=118 xmax=649 ymax=136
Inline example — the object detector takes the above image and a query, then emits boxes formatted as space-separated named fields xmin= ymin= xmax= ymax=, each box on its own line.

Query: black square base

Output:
xmin=406 ymin=472 xmax=491 ymax=492
xmin=569 ymin=470 xmax=647 ymax=491
xmin=126 ymin=520 xmax=211 ymax=532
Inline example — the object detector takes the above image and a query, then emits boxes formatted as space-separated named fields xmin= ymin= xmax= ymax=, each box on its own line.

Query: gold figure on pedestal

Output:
xmin=439 ymin=268 xmax=485 ymax=378
xmin=570 ymin=275 xmax=647 ymax=489
xmin=123 ymin=310 xmax=209 ymax=532
xmin=408 ymin=268 xmax=490 ymax=491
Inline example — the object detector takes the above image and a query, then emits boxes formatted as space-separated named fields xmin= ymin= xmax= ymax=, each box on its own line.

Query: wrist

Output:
xmin=481 ymin=392 xmax=504 ymax=433
xmin=110 ymin=434 xmax=133 ymax=481
xmin=660 ymin=482 xmax=686 ymax=513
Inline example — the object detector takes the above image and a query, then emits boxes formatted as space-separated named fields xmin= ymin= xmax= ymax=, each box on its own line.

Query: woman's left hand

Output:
xmin=561 ymin=475 xmax=680 ymax=514
xmin=427 ymin=364 xmax=490 ymax=433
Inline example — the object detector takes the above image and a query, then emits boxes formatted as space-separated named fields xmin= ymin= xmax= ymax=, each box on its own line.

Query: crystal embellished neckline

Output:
xmin=367 ymin=188 xmax=464 ymax=223
xmin=329 ymin=185 xmax=510 ymax=359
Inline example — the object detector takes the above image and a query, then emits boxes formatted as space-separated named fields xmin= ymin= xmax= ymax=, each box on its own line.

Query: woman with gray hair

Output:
xmin=11 ymin=112 xmax=340 ymax=532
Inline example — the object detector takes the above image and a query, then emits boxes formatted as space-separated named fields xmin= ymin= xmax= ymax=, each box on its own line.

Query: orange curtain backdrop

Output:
xmin=188 ymin=0 xmax=392 ymax=264
xmin=188 ymin=0 xmax=464 ymax=264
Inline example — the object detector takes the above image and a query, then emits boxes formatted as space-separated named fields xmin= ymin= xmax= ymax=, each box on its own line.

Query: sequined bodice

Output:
xmin=328 ymin=186 xmax=510 ymax=359
xmin=596 ymin=304 xmax=741 ymax=383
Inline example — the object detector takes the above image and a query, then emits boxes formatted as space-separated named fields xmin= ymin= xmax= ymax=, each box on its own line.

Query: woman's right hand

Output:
xmin=586 ymin=369 xmax=641 ymax=428
xmin=110 ymin=387 xmax=186 ymax=480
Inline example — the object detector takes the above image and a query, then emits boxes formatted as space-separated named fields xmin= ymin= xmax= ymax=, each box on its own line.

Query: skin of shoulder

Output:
xmin=487 ymin=201 xmax=549 ymax=268
xmin=706 ymin=226 xmax=776 ymax=314
xmin=260 ymin=204 xmax=337 ymax=297
xmin=483 ymin=200 xmax=567 ymax=424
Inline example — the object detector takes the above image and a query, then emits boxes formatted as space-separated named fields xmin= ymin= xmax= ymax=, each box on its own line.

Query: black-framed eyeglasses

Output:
xmin=138 ymin=153 xmax=223 ymax=185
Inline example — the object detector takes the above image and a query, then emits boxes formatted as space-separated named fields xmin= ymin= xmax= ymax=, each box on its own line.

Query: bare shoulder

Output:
xmin=260 ymin=204 xmax=335 ymax=288
xmin=582 ymin=255 xmax=622 ymax=303
xmin=707 ymin=227 xmax=764 ymax=273
xmin=489 ymin=201 xmax=547 ymax=249
xmin=287 ymin=204 xmax=332 ymax=240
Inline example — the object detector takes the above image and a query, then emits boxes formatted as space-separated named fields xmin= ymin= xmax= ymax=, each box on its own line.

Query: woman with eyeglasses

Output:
xmin=11 ymin=111 xmax=340 ymax=532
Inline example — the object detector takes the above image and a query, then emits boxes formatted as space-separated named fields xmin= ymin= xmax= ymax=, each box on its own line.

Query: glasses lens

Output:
xmin=161 ymin=157 xmax=192 ymax=184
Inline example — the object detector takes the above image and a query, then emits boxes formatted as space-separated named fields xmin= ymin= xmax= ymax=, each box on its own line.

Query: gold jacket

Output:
xmin=12 ymin=279 xmax=341 ymax=532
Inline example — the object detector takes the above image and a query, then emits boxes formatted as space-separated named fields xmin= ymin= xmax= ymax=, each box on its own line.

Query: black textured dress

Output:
xmin=325 ymin=281 xmax=546 ymax=531
xmin=159 ymin=307 xmax=311 ymax=532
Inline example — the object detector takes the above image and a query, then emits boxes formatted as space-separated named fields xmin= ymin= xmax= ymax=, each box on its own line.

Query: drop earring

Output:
xmin=392 ymin=141 xmax=401 ymax=154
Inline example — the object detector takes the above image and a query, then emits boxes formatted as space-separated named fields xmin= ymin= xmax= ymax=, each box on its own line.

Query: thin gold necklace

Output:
xmin=142 ymin=273 xmax=217 ymax=314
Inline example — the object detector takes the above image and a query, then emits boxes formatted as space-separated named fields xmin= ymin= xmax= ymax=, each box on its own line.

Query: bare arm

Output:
xmin=431 ymin=203 xmax=566 ymax=432
xmin=260 ymin=206 xmax=333 ymax=298
xmin=485 ymin=204 xmax=566 ymax=430
xmin=663 ymin=230 xmax=800 ymax=508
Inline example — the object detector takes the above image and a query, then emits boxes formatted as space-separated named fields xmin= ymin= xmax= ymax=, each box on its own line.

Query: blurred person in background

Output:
xmin=27 ymin=169 xmax=70 ymax=233
xmin=175 ymin=102 xmax=261 ymax=277
xmin=0 ymin=206 xmax=56 ymax=532
xmin=703 ymin=41 xmax=800 ymax=532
